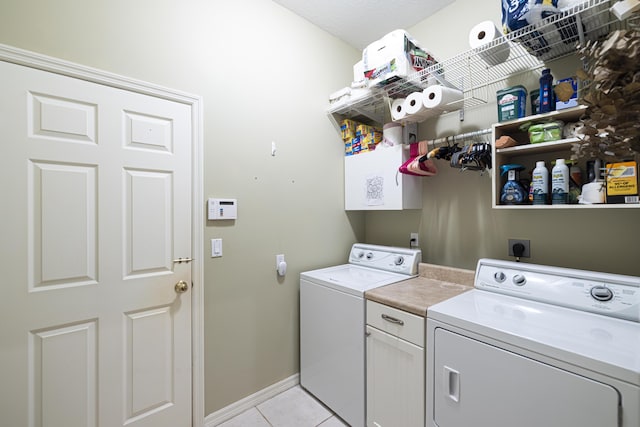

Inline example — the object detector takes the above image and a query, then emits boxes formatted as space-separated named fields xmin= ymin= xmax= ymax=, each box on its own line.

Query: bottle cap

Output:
xmin=556 ymin=158 xmax=565 ymax=164
xmin=536 ymin=161 xmax=545 ymax=168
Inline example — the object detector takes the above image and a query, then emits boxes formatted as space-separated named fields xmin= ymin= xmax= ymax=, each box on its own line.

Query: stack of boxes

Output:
xmin=341 ymin=119 xmax=382 ymax=156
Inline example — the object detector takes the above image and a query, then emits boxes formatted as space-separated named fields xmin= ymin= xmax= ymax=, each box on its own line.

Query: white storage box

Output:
xmin=363 ymin=29 xmax=438 ymax=87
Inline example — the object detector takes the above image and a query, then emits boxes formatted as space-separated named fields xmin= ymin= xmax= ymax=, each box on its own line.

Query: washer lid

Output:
xmin=300 ymin=264 xmax=412 ymax=296
xmin=428 ymin=289 xmax=640 ymax=386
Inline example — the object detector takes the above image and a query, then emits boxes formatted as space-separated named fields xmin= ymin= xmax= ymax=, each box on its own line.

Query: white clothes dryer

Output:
xmin=426 ymin=258 xmax=640 ymax=427
xmin=300 ymin=244 xmax=421 ymax=427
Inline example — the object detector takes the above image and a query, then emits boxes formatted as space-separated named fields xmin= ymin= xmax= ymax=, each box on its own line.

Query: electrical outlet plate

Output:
xmin=410 ymin=232 xmax=419 ymax=247
xmin=508 ymin=239 xmax=530 ymax=258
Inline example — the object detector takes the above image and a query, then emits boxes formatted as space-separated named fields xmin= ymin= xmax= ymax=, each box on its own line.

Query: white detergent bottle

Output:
xmin=532 ymin=161 xmax=549 ymax=205
xmin=551 ymin=158 xmax=569 ymax=204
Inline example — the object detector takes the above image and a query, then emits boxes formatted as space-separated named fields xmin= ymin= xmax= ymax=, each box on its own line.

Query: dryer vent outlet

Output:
xmin=508 ymin=239 xmax=530 ymax=258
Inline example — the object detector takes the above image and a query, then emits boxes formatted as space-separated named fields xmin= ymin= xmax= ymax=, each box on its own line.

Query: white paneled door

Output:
xmin=0 ymin=60 xmax=193 ymax=427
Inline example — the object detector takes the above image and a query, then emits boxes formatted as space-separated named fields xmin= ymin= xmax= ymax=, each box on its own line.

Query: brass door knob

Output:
xmin=175 ymin=280 xmax=189 ymax=294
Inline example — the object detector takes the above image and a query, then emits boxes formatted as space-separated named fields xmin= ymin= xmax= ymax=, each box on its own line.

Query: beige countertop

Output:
xmin=365 ymin=263 xmax=475 ymax=317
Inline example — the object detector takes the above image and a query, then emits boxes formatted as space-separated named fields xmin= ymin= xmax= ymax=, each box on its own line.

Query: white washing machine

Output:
xmin=426 ymin=258 xmax=640 ymax=427
xmin=300 ymin=244 xmax=421 ymax=427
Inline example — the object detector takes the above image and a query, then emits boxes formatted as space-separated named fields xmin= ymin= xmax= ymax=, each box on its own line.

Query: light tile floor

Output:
xmin=217 ymin=385 xmax=349 ymax=427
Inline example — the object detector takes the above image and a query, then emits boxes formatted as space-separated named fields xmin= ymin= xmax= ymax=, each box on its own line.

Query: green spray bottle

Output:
xmin=500 ymin=164 xmax=528 ymax=205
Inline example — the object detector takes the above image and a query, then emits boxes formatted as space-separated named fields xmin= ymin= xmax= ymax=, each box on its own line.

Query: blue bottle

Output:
xmin=539 ymin=68 xmax=555 ymax=113
xmin=500 ymin=164 xmax=528 ymax=205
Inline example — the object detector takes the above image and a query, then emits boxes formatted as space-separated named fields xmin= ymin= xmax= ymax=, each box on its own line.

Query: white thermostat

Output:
xmin=207 ymin=198 xmax=237 ymax=220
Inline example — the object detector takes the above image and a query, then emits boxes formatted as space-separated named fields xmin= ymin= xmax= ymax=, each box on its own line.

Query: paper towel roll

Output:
xmin=423 ymin=85 xmax=463 ymax=111
xmin=403 ymin=91 xmax=432 ymax=120
xmin=382 ymin=122 xmax=402 ymax=146
xmin=391 ymin=98 xmax=407 ymax=121
xmin=468 ymin=21 xmax=511 ymax=66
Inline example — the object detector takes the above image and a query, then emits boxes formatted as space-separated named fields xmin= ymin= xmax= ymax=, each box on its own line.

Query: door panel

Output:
xmin=125 ymin=169 xmax=173 ymax=276
xmin=0 ymin=60 xmax=192 ymax=427
xmin=125 ymin=307 xmax=173 ymax=421
xmin=30 ymin=161 xmax=98 ymax=289
xmin=125 ymin=111 xmax=173 ymax=152
xmin=366 ymin=325 xmax=424 ymax=427
xmin=30 ymin=320 xmax=98 ymax=427
xmin=29 ymin=91 xmax=98 ymax=143
xmin=432 ymin=328 xmax=620 ymax=427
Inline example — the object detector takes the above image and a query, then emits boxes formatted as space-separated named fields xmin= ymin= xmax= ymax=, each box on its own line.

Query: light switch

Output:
xmin=211 ymin=238 xmax=222 ymax=257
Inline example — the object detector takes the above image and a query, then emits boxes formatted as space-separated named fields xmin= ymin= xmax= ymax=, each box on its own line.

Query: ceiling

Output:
xmin=272 ymin=0 xmax=455 ymax=50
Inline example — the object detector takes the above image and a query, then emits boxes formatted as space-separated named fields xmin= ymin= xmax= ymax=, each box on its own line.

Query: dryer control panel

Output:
xmin=349 ymin=244 xmax=421 ymax=276
xmin=474 ymin=258 xmax=640 ymax=322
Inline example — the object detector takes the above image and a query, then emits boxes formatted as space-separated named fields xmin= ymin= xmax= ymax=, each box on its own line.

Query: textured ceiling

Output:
xmin=272 ymin=0 xmax=455 ymax=50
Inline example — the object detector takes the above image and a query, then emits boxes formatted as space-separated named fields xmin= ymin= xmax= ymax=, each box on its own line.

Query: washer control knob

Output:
xmin=494 ymin=271 xmax=506 ymax=283
xmin=394 ymin=256 xmax=404 ymax=266
xmin=366 ymin=252 xmax=374 ymax=260
xmin=591 ymin=286 xmax=614 ymax=302
xmin=355 ymin=251 xmax=365 ymax=259
xmin=513 ymin=274 xmax=526 ymax=286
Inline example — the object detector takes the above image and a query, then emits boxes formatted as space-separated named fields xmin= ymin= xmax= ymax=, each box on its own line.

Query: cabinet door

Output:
xmin=366 ymin=325 xmax=424 ymax=427
xmin=345 ymin=145 xmax=422 ymax=210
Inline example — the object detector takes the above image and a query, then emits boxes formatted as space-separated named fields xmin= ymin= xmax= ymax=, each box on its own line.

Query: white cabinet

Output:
xmin=366 ymin=300 xmax=424 ymax=427
xmin=345 ymin=145 xmax=422 ymax=210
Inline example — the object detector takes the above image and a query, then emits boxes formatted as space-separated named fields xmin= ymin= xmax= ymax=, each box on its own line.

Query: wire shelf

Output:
xmin=384 ymin=0 xmax=621 ymax=105
xmin=327 ymin=0 xmax=626 ymax=129
xmin=326 ymin=88 xmax=387 ymax=127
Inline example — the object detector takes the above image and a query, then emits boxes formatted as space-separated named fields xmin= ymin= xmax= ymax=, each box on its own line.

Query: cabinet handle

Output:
xmin=381 ymin=313 xmax=404 ymax=325
xmin=444 ymin=365 xmax=460 ymax=403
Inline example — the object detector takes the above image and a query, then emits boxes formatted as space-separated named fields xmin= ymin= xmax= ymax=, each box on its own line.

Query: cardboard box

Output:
xmin=351 ymin=137 xmax=363 ymax=155
xmin=362 ymin=30 xmax=438 ymax=87
xmin=360 ymin=131 xmax=382 ymax=150
xmin=555 ymin=77 xmax=578 ymax=110
xmin=356 ymin=124 xmax=376 ymax=137
xmin=340 ymin=119 xmax=359 ymax=141
xmin=606 ymin=160 xmax=639 ymax=204
xmin=344 ymin=140 xmax=353 ymax=156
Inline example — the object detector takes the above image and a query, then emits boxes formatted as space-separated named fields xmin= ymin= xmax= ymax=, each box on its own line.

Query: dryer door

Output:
xmin=431 ymin=328 xmax=620 ymax=427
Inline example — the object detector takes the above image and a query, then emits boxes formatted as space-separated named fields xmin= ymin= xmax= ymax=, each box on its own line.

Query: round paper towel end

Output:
xmin=403 ymin=91 xmax=431 ymax=119
xmin=468 ymin=21 xmax=510 ymax=66
xmin=391 ymin=98 xmax=406 ymax=121
xmin=423 ymin=85 xmax=464 ymax=111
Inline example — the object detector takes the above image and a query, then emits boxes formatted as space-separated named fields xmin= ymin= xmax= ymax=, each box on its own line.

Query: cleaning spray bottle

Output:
xmin=500 ymin=164 xmax=528 ymax=205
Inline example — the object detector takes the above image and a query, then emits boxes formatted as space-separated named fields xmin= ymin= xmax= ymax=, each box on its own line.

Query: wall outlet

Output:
xmin=508 ymin=239 xmax=530 ymax=258
xmin=410 ymin=232 xmax=419 ymax=247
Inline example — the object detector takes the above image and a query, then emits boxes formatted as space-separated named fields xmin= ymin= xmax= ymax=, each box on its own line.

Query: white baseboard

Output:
xmin=204 ymin=373 xmax=300 ymax=427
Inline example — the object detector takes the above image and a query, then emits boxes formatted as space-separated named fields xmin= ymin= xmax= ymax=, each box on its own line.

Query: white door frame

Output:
xmin=0 ymin=43 xmax=205 ymax=427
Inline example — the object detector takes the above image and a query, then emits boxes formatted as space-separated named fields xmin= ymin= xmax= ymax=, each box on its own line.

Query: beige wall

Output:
xmin=2 ymin=0 xmax=638 ymax=419
xmin=365 ymin=0 xmax=640 ymax=275
xmin=0 ymin=0 xmax=363 ymax=415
